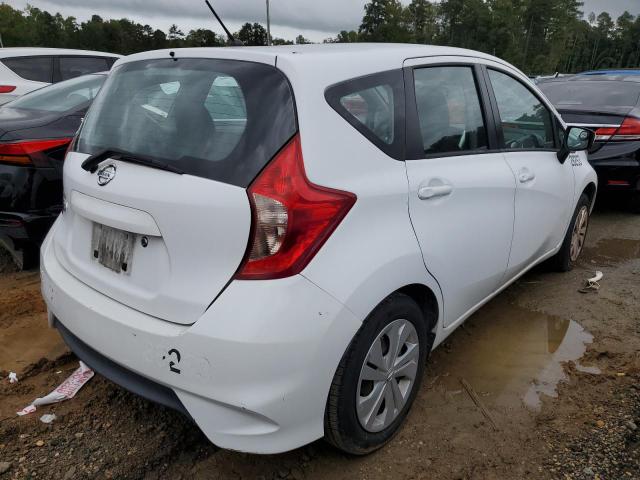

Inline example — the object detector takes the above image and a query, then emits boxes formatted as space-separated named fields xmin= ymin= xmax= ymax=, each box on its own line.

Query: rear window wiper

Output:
xmin=81 ymin=148 xmax=184 ymax=175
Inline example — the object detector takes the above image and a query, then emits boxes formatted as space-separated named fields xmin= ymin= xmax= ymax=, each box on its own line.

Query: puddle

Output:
xmin=436 ymin=302 xmax=599 ymax=410
xmin=581 ymin=238 xmax=640 ymax=266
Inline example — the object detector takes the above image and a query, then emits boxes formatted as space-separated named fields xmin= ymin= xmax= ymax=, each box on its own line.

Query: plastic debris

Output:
xmin=578 ymin=270 xmax=603 ymax=294
xmin=39 ymin=414 xmax=57 ymax=424
xmin=16 ymin=362 xmax=94 ymax=416
xmin=8 ymin=372 xmax=18 ymax=383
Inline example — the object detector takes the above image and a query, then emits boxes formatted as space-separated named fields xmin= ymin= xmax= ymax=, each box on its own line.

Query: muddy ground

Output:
xmin=0 ymin=198 xmax=638 ymax=480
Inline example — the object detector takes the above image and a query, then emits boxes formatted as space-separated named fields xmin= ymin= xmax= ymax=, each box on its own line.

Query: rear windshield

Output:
xmin=76 ymin=58 xmax=297 ymax=187
xmin=9 ymin=74 xmax=104 ymax=112
xmin=539 ymin=80 xmax=640 ymax=108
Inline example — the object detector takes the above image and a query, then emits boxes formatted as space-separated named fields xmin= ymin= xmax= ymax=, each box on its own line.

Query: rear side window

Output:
xmin=2 ymin=56 xmax=53 ymax=83
xmin=60 ymin=57 xmax=110 ymax=80
xmin=413 ymin=66 xmax=488 ymax=155
xmin=488 ymin=69 xmax=555 ymax=150
xmin=9 ymin=74 xmax=105 ymax=112
xmin=325 ymin=69 xmax=404 ymax=159
xmin=76 ymin=58 xmax=297 ymax=187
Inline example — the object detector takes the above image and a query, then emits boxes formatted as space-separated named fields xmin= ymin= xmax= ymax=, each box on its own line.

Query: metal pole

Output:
xmin=266 ymin=0 xmax=272 ymax=46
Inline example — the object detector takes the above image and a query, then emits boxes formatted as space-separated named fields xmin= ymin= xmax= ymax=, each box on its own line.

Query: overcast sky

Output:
xmin=6 ymin=0 xmax=640 ymax=42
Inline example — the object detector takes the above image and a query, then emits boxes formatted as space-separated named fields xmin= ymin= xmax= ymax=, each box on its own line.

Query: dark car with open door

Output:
xmin=0 ymin=72 xmax=107 ymax=268
xmin=538 ymin=72 xmax=640 ymax=212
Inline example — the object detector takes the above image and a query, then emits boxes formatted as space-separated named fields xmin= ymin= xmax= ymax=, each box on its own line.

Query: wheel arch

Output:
xmin=582 ymin=182 xmax=597 ymax=210
xmin=396 ymin=283 xmax=439 ymax=337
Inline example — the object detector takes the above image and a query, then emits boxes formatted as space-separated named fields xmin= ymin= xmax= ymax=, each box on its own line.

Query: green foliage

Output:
xmin=295 ymin=35 xmax=311 ymax=45
xmin=0 ymin=1 xmax=638 ymax=74
xmin=339 ymin=0 xmax=639 ymax=74
xmin=359 ymin=0 xmax=411 ymax=42
xmin=235 ymin=22 xmax=268 ymax=46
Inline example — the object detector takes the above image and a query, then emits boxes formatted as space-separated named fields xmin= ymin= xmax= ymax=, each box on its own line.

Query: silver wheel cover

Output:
xmin=570 ymin=206 xmax=589 ymax=262
xmin=356 ymin=319 xmax=420 ymax=432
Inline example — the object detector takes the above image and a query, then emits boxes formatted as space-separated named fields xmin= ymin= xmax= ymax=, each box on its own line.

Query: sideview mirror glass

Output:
xmin=566 ymin=126 xmax=593 ymax=151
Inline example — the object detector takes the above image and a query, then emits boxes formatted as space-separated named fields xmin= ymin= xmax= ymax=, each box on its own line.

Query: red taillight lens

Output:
xmin=594 ymin=126 xmax=618 ymax=142
xmin=235 ymin=134 xmax=356 ymax=280
xmin=0 ymin=85 xmax=16 ymax=93
xmin=596 ymin=116 xmax=640 ymax=142
xmin=0 ymin=138 xmax=72 ymax=166
xmin=613 ymin=116 xmax=640 ymax=141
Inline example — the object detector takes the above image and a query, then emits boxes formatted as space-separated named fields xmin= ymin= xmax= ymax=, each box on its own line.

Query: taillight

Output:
xmin=612 ymin=116 xmax=640 ymax=141
xmin=235 ymin=134 xmax=356 ymax=280
xmin=0 ymin=138 xmax=72 ymax=166
xmin=0 ymin=85 xmax=16 ymax=93
xmin=594 ymin=127 xmax=618 ymax=142
xmin=595 ymin=116 xmax=640 ymax=142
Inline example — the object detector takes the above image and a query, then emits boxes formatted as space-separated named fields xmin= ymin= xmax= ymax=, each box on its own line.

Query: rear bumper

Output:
xmin=589 ymin=153 xmax=640 ymax=192
xmin=54 ymin=319 xmax=192 ymax=418
xmin=41 ymin=223 xmax=361 ymax=454
xmin=0 ymin=210 xmax=57 ymax=249
xmin=591 ymin=165 xmax=640 ymax=192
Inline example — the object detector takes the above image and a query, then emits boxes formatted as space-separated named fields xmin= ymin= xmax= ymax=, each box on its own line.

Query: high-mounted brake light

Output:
xmin=595 ymin=116 xmax=640 ymax=142
xmin=0 ymin=138 xmax=72 ymax=166
xmin=235 ymin=134 xmax=356 ymax=280
xmin=0 ymin=85 xmax=16 ymax=94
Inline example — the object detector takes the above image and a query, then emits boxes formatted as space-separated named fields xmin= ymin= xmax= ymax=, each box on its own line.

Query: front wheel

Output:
xmin=324 ymin=293 xmax=429 ymax=454
xmin=548 ymin=193 xmax=591 ymax=272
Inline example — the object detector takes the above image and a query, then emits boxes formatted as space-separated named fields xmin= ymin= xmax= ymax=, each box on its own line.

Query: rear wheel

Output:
xmin=324 ymin=293 xmax=429 ymax=454
xmin=549 ymin=193 xmax=590 ymax=272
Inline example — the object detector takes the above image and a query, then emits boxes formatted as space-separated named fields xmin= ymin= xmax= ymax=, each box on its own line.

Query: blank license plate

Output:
xmin=91 ymin=223 xmax=135 ymax=274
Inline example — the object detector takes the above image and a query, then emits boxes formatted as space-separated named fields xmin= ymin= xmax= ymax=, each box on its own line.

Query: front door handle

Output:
xmin=418 ymin=184 xmax=453 ymax=200
xmin=518 ymin=168 xmax=536 ymax=183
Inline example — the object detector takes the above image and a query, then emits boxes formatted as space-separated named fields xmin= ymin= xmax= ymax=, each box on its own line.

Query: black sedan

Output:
xmin=0 ymin=72 xmax=106 ymax=268
xmin=538 ymin=72 xmax=640 ymax=212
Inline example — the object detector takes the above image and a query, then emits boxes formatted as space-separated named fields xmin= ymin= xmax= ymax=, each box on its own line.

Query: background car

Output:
xmin=0 ymin=72 xmax=107 ymax=269
xmin=0 ymin=48 xmax=119 ymax=105
xmin=538 ymin=72 xmax=640 ymax=211
xmin=41 ymin=45 xmax=595 ymax=456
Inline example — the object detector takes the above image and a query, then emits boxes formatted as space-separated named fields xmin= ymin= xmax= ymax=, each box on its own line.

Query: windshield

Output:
xmin=9 ymin=74 xmax=105 ymax=112
xmin=76 ymin=58 xmax=297 ymax=187
xmin=539 ymin=80 xmax=640 ymax=109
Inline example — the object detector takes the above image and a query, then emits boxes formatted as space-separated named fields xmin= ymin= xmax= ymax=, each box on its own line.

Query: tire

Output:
xmin=548 ymin=193 xmax=591 ymax=272
xmin=324 ymin=293 xmax=430 ymax=455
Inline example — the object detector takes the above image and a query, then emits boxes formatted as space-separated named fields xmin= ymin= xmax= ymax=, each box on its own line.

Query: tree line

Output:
xmin=0 ymin=1 xmax=638 ymax=75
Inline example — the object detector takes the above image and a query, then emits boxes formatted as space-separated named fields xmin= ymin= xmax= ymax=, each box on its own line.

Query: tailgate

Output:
xmin=53 ymin=152 xmax=251 ymax=325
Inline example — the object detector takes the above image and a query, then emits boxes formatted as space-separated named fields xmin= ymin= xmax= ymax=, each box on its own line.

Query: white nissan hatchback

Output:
xmin=41 ymin=44 xmax=597 ymax=455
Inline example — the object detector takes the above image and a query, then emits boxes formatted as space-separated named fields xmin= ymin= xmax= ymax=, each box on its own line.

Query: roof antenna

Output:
xmin=204 ymin=0 xmax=244 ymax=46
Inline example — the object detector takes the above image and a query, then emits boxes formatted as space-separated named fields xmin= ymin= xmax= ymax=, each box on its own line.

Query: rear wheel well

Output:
xmin=396 ymin=284 xmax=439 ymax=336
xmin=583 ymin=182 xmax=597 ymax=209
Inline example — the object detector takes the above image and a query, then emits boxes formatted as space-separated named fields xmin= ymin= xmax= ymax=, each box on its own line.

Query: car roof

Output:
xmin=121 ymin=43 xmax=503 ymax=63
xmin=540 ymin=73 xmax=640 ymax=84
xmin=118 ymin=43 xmax=519 ymax=85
xmin=579 ymin=69 xmax=640 ymax=76
xmin=0 ymin=47 xmax=122 ymax=59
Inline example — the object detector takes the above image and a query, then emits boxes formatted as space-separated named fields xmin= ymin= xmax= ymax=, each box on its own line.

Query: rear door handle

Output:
xmin=418 ymin=184 xmax=453 ymax=200
xmin=518 ymin=169 xmax=536 ymax=183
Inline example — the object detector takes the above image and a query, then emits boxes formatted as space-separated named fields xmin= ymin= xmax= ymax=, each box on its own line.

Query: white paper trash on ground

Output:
xmin=17 ymin=362 xmax=94 ymax=416
xmin=8 ymin=372 xmax=18 ymax=383
xmin=40 ymin=413 xmax=57 ymax=424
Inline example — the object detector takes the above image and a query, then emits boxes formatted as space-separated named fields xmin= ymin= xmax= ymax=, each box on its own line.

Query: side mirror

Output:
xmin=557 ymin=126 xmax=594 ymax=163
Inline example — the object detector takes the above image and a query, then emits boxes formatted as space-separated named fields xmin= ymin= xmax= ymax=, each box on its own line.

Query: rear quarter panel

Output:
xmin=277 ymin=55 xmax=444 ymax=342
